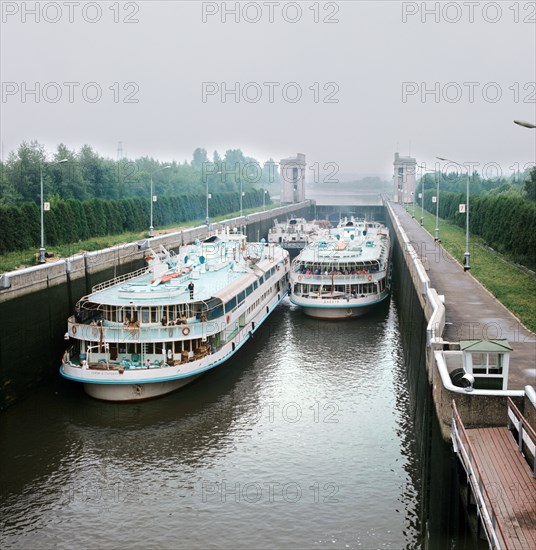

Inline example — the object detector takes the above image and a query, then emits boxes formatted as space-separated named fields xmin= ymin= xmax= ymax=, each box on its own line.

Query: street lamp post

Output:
xmin=411 ymin=192 xmax=415 ymax=218
xmin=206 ymin=170 xmax=221 ymax=226
xmin=206 ymin=176 xmax=210 ymax=226
xmin=39 ymin=158 xmax=68 ymax=263
xmin=434 ymin=170 xmax=440 ymax=241
xmin=149 ymin=165 xmax=171 ymax=237
xmin=437 ymin=157 xmax=470 ymax=271
xmin=240 ymin=178 xmax=244 ymax=217
xmin=418 ymin=164 xmax=427 ymax=225
xmin=418 ymin=164 xmax=438 ymax=228
xmin=263 ymin=189 xmax=267 ymax=211
xmin=513 ymin=120 xmax=536 ymax=129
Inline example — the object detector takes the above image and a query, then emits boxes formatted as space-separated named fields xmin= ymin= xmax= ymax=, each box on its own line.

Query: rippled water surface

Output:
xmin=1 ymin=299 xmax=422 ymax=549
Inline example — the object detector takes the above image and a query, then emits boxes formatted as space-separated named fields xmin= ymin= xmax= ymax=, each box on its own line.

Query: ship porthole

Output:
xmin=346 ymin=309 xmax=352 ymax=316
xmin=135 ymin=385 xmax=142 ymax=395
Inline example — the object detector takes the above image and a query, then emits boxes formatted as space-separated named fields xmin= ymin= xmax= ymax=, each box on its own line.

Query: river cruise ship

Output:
xmin=60 ymin=230 xmax=290 ymax=401
xmin=267 ymin=217 xmax=329 ymax=253
xmin=289 ymin=218 xmax=391 ymax=319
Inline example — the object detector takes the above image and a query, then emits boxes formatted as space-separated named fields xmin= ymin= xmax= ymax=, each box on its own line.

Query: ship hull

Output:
xmin=290 ymin=291 xmax=389 ymax=320
xmin=300 ymin=305 xmax=374 ymax=319
xmin=82 ymin=375 xmax=201 ymax=401
xmin=61 ymin=290 xmax=288 ymax=402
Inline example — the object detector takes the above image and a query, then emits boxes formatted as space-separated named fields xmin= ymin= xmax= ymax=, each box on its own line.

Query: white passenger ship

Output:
xmin=60 ymin=230 xmax=290 ymax=401
xmin=267 ymin=217 xmax=329 ymax=252
xmin=289 ymin=218 xmax=391 ymax=319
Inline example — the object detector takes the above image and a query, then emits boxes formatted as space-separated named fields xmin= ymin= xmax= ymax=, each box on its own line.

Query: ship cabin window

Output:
xmin=141 ymin=308 xmax=150 ymax=324
xmin=124 ymin=306 xmax=137 ymax=323
xmin=259 ymin=276 xmax=265 ymax=285
xmin=224 ymin=297 xmax=237 ymax=313
xmin=103 ymin=305 xmax=117 ymax=322
xmin=237 ymin=290 xmax=246 ymax=305
xmin=204 ymin=298 xmax=224 ymax=320
xmin=126 ymin=343 xmax=140 ymax=354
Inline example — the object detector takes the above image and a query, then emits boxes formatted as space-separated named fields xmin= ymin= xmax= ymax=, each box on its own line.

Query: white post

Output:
xmin=149 ymin=174 xmax=154 ymax=237
xmin=435 ymin=172 xmax=440 ymax=241
xmin=39 ymin=166 xmax=45 ymax=263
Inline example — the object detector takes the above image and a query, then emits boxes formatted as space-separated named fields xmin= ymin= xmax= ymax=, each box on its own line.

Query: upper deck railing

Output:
xmin=507 ymin=397 xmax=536 ymax=476
xmin=92 ymin=266 xmax=149 ymax=293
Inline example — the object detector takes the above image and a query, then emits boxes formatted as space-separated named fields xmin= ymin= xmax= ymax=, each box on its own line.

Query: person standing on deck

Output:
xmin=188 ymin=281 xmax=195 ymax=300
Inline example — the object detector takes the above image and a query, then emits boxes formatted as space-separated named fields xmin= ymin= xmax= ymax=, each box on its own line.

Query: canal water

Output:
xmin=0 ymin=297 xmax=473 ymax=549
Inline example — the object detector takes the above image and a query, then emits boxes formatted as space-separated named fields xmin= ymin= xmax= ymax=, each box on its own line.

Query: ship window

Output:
xmin=237 ymin=291 xmax=246 ymax=304
xmin=141 ymin=308 xmax=149 ymax=324
xmin=225 ymin=297 xmax=237 ymax=312
xmin=150 ymin=308 xmax=158 ymax=323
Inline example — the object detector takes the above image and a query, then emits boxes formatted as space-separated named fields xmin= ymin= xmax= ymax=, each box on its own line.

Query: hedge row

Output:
xmin=423 ymin=190 xmax=536 ymax=267
xmin=0 ymin=190 xmax=268 ymax=254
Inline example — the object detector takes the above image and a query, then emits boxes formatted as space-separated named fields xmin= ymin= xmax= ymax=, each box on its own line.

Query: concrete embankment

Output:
xmin=386 ymin=200 xmax=535 ymax=440
xmin=0 ymin=201 xmax=313 ymax=409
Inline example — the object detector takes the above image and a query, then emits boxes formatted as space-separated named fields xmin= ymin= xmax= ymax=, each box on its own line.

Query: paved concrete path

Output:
xmin=391 ymin=203 xmax=535 ymax=390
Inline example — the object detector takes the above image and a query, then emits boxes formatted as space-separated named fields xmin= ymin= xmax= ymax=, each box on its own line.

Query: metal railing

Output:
xmin=451 ymin=401 xmax=507 ymax=550
xmin=507 ymin=397 xmax=536 ymax=477
xmin=91 ymin=266 xmax=149 ymax=293
xmin=292 ymin=272 xmax=385 ymax=283
xmin=68 ymin=317 xmax=227 ymax=343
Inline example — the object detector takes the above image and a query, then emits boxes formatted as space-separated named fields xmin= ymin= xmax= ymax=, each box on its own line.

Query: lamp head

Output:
xmin=514 ymin=120 xmax=536 ymax=129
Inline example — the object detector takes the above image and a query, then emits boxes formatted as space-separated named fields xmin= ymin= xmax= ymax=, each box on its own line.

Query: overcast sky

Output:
xmin=1 ymin=1 xmax=535 ymax=179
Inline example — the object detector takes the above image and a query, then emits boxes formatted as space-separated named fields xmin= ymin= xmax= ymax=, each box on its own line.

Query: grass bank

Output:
xmin=0 ymin=202 xmax=280 ymax=274
xmin=404 ymin=205 xmax=536 ymax=333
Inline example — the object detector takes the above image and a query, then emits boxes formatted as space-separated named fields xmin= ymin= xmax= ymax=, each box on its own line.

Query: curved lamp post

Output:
xmin=437 ymin=157 xmax=471 ymax=271
xmin=149 ymin=165 xmax=171 ymax=237
xmin=39 ymin=158 xmax=68 ymax=263
xmin=513 ymin=120 xmax=536 ymax=129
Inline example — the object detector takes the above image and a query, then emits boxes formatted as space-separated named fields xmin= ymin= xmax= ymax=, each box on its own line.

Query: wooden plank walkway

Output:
xmin=467 ymin=427 xmax=536 ymax=549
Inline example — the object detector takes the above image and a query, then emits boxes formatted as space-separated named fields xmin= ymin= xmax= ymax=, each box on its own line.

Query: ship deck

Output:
xmin=88 ymin=249 xmax=285 ymax=306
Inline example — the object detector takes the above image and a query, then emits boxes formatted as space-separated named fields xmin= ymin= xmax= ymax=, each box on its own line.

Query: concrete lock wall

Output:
xmin=384 ymin=200 xmax=524 ymax=441
xmin=0 ymin=202 xmax=313 ymax=410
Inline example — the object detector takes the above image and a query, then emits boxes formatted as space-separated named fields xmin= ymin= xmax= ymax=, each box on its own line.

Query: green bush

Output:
xmin=0 ymin=190 xmax=268 ymax=254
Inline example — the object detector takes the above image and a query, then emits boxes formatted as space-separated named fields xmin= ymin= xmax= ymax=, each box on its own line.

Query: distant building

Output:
xmin=280 ymin=153 xmax=306 ymax=204
xmin=393 ymin=152 xmax=416 ymax=204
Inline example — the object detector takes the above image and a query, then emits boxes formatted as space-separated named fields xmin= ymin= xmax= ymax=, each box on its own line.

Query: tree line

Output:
xmin=0 ymin=141 xmax=280 ymax=207
xmin=0 ymin=190 xmax=268 ymax=255
xmin=418 ymin=165 xmax=534 ymax=198
xmin=421 ymin=169 xmax=536 ymax=268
